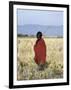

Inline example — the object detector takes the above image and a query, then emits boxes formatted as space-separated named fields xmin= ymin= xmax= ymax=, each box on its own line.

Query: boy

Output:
xmin=34 ymin=32 xmax=46 ymax=70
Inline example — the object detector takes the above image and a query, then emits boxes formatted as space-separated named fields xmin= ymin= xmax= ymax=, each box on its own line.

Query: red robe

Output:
xmin=34 ymin=38 xmax=46 ymax=65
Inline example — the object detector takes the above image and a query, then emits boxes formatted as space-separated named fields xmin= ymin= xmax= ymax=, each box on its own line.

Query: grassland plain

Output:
xmin=17 ymin=37 xmax=63 ymax=80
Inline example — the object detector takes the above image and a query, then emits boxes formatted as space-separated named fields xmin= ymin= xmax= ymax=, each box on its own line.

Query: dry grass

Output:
xmin=17 ymin=37 xmax=63 ymax=80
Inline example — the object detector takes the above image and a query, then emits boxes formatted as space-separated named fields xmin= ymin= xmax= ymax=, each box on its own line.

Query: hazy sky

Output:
xmin=17 ymin=9 xmax=63 ymax=26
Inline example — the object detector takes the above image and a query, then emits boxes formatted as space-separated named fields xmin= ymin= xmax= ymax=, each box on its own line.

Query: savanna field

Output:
xmin=17 ymin=37 xmax=63 ymax=80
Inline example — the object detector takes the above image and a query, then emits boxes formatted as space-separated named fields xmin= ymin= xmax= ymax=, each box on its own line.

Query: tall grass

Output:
xmin=17 ymin=37 xmax=63 ymax=80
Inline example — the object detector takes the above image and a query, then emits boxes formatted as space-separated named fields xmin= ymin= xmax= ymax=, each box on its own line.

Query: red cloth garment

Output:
xmin=34 ymin=38 xmax=46 ymax=65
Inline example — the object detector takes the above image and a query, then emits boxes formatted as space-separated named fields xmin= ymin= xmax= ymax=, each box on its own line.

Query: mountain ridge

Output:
xmin=17 ymin=24 xmax=63 ymax=37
